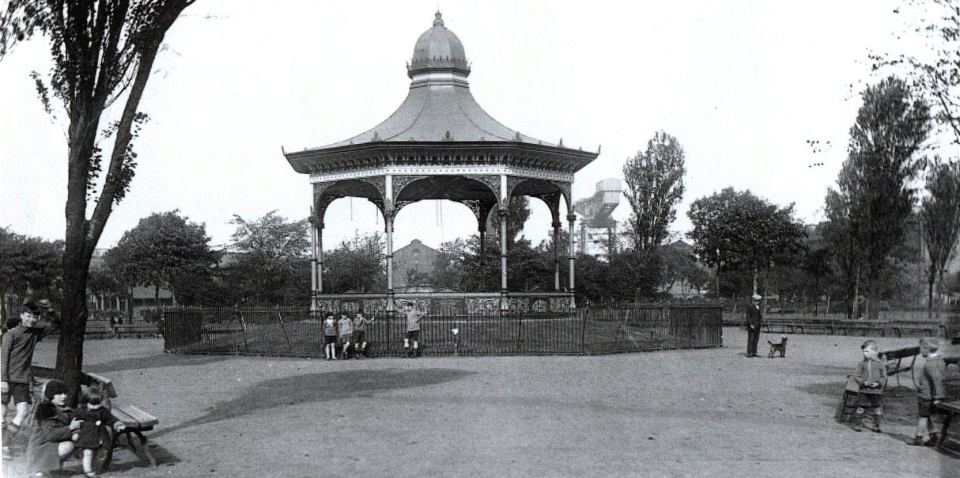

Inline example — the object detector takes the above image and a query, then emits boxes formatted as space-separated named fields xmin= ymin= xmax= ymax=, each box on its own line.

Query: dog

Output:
xmin=767 ymin=335 xmax=787 ymax=358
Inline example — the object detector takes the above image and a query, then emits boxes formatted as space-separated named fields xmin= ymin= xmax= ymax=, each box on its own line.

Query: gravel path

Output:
xmin=4 ymin=328 xmax=957 ymax=477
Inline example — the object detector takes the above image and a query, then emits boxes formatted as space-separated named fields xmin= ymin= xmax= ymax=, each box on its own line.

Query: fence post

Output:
xmin=516 ymin=312 xmax=523 ymax=353
xmin=580 ymin=309 xmax=588 ymax=353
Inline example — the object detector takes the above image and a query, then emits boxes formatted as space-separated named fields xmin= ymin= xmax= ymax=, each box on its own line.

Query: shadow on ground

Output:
xmin=85 ymin=352 xmax=231 ymax=374
xmin=152 ymin=367 xmax=473 ymax=439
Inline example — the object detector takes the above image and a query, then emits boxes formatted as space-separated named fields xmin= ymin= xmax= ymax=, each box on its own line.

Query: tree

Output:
xmin=622 ymin=131 xmax=686 ymax=256
xmin=106 ymin=211 xmax=216 ymax=310
xmin=323 ymin=232 xmax=385 ymax=294
xmin=826 ymin=77 xmax=931 ymax=318
xmin=0 ymin=227 xmax=64 ymax=302
xmin=226 ymin=211 xmax=311 ymax=303
xmin=801 ymin=246 xmax=835 ymax=316
xmin=658 ymin=241 xmax=710 ymax=298
xmin=870 ymin=0 xmax=960 ymax=144
xmin=921 ymin=158 xmax=960 ymax=313
xmin=1 ymin=0 xmax=196 ymax=398
xmin=687 ymin=188 xmax=806 ymax=299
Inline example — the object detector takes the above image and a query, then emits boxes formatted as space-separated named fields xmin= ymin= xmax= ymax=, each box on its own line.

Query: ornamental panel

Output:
xmin=464 ymin=175 xmax=502 ymax=207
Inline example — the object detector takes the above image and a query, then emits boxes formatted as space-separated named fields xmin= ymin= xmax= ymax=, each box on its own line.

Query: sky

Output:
xmin=0 ymin=0 xmax=944 ymax=253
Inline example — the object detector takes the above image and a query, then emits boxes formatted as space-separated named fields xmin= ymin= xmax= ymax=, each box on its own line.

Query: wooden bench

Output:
xmin=115 ymin=322 xmax=160 ymax=338
xmin=879 ymin=346 xmax=920 ymax=390
xmin=84 ymin=321 xmax=115 ymax=339
xmin=31 ymin=367 xmax=159 ymax=471
xmin=936 ymin=401 xmax=960 ymax=451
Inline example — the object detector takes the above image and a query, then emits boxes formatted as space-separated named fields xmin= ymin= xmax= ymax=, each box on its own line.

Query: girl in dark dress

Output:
xmin=73 ymin=387 xmax=124 ymax=477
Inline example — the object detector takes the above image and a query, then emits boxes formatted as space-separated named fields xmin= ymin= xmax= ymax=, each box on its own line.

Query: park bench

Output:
xmin=31 ymin=366 xmax=160 ymax=471
xmin=834 ymin=320 xmax=892 ymax=337
xmin=936 ymin=401 xmax=960 ymax=452
xmin=84 ymin=321 xmax=115 ymax=339
xmin=115 ymin=322 xmax=160 ymax=338
xmin=888 ymin=321 xmax=944 ymax=338
xmin=879 ymin=346 xmax=920 ymax=390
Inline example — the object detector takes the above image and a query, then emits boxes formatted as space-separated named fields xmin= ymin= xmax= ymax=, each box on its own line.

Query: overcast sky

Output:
xmin=0 ymin=0 xmax=942 ymax=252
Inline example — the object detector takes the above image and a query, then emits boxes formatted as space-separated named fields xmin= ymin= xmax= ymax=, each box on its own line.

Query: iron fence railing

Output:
xmin=162 ymin=304 xmax=723 ymax=358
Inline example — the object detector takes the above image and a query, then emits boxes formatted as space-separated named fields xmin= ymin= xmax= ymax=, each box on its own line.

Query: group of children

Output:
xmin=851 ymin=337 xmax=947 ymax=447
xmin=322 ymin=310 xmax=375 ymax=360
xmin=320 ymin=302 xmax=425 ymax=359
xmin=28 ymin=380 xmax=125 ymax=477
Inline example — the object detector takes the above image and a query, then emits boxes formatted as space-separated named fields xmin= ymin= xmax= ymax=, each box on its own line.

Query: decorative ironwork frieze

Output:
xmin=464 ymin=175 xmax=502 ymax=208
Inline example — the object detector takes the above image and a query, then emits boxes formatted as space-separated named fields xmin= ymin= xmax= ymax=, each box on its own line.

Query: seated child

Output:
xmin=26 ymin=380 xmax=82 ymax=477
xmin=73 ymin=387 xmax=125 ymax=477
xmin=912 ymin=337 xmax=946 ymax=446
xmin=852 ymin=340 xmax=887 ymax=432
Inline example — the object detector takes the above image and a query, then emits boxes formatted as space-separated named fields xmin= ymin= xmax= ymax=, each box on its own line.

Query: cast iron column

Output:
xmin=553 ymin=220 xmax=561 ymax=291
xmin=567 ymin=213 xmax=576 ymax=306
xmin=310 ymin=222 xmax=319 ymax=311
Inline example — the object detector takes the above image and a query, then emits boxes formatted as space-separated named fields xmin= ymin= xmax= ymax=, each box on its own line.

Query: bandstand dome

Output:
xmin=284 ymin=11 xmax=598 ymax=314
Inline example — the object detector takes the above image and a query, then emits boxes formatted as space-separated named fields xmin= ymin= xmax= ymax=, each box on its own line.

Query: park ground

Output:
xmin=3 ymin=328 xmax=959 ymax=478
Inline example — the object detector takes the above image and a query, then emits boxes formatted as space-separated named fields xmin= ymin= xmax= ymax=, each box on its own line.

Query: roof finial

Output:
xmin=434 ymin=11 xmax=444 ymax=27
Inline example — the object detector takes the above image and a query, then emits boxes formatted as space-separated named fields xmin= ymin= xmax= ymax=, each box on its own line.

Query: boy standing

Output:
xmin=352 ymin=311 xmax=374 ymax=358
xmin=402 ymin=303 xmax=424 ymax=358
xmin=338 ymin=314 xmax=354 ymax=359
xmin=912 ymin=337 xmax=946 ymax=446
xmin=323 ymin=313 xmax=338 ymax=360
xmin=852 ymin=340 xmax=887 ymax=432
xmin=2 ymin=300 xmax=60 ymax=456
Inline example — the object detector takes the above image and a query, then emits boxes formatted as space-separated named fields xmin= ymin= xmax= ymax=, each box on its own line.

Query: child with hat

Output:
xmin=26 ymin=379 xmax=83 ymax=476
xmin=73 ymin=386 xmax=125 ymax=476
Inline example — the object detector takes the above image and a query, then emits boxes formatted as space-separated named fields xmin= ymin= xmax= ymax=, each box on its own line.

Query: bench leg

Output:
xmin=101 ymin=430 xmax=117 ymax=471
xmin=939 ymin=413 xmax=954 ymax=450
xmin=128 ymin=430 xmax=158 ymax=467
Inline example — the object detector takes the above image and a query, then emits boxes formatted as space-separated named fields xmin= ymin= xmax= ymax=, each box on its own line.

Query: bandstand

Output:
xmin=284 ymin=12 xmax=598 ymax=315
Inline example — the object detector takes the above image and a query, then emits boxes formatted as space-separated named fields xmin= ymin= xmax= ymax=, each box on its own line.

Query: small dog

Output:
xmin=767 ymin=335 xmax=787 ymax=358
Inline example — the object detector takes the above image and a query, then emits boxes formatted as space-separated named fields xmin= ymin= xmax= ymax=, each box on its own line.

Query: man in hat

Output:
xmin=2 ymin=300 xmax=61 ymax=456
xmin=745 ymin=294 xmax=763 ymax=357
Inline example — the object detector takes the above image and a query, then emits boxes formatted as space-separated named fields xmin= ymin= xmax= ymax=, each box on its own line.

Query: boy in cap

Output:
xmin=2 ymin=300 xmax=61 ymax=456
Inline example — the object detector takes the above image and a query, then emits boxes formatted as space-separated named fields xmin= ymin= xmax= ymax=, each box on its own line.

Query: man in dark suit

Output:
xmin=746 ymin=294 xmax=762 ymax=357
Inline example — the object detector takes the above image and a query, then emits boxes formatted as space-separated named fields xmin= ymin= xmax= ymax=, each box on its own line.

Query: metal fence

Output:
xmin=161 ymin=304 xmax=722 ymax=358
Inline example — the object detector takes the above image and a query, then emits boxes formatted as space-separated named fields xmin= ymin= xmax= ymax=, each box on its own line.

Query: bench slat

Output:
xmin=116 ymin=405 xmax=159 ymax=428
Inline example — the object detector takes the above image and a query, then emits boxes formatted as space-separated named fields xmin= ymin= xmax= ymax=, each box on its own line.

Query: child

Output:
xmin=3 ymin=300 xmax=60 ymax=456
xmin=338 ymin=314 xmax=353 ymax=359
xmin=353 ymin=310 xmax=375 ymax=358
xmin=402 ymin=303 xmax=424 ymax=358
xmin=26 ymin=380 xmax=82 ymax=477
xmin=852 ymin=340 xmax=887 ymax=432
xmin=323 ymin=314 xmax=338 ymax=360
xmin=912 ymin=337 xmax=946 ymax=446
xmin=73 ymin=387 xmax=125 ymax=477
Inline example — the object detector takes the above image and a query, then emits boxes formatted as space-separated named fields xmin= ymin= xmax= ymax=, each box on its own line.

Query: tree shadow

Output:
xmin=85 ymin=352 xmax=231 ymax=374
xmin=151 ymin=367 xmax=473 ymax=439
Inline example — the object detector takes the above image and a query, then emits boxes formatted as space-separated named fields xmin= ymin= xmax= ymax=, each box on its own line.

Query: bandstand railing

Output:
xmin=162 ymin=303 xmax=722 ymax=357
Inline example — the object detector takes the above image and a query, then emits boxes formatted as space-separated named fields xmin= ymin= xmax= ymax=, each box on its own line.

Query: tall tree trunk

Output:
xmin=851 ymin=270 xmax=860 ymax=320
xmin=867 ymin=279 xmax=880 ymax=321
xmin=56 ymin=240 xmax=93 ymax=404
xmin=928 ymin=263 xmax=936 ymax=320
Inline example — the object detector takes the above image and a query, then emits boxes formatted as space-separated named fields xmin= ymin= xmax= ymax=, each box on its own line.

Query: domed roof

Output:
xmin=407 ymin=12 xmax=470 ymax=78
